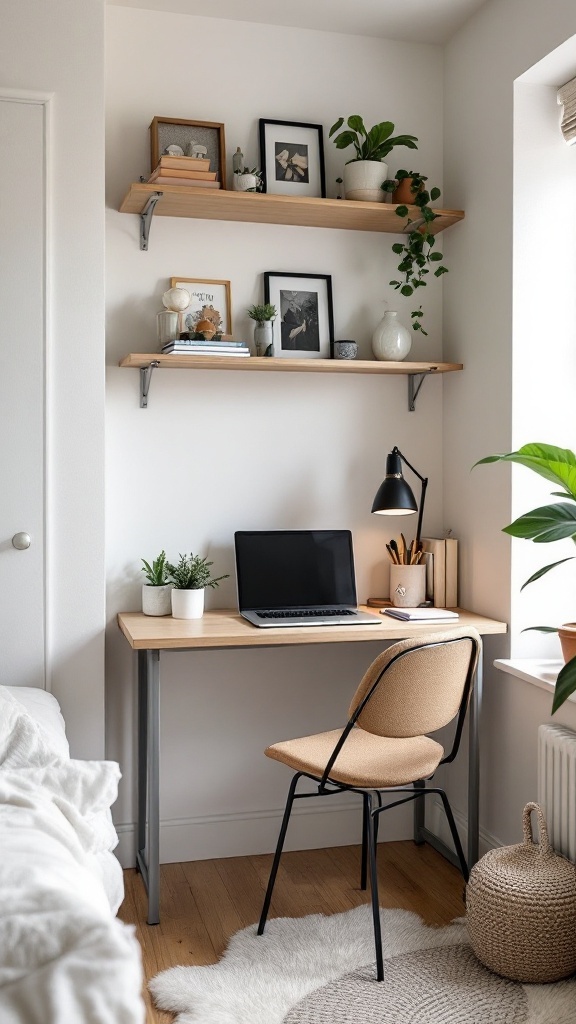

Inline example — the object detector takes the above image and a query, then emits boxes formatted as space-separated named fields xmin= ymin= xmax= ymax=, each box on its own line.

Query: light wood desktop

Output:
xmin=118 ymin=607 xmax=507 ymax=924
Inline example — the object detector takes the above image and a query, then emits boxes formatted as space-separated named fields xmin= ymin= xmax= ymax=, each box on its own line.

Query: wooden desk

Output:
xmin=118 ymin=607 xmax=506 ymax=924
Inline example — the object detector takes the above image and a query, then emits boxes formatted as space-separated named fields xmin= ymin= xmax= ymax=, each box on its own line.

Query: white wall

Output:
xmin=443 ymin=0 xmax=576 ymax=849
xmin=0 ymin=0 xmax=106 ymax=757
xmin=105 ymin=7 xmax=449 ymax=864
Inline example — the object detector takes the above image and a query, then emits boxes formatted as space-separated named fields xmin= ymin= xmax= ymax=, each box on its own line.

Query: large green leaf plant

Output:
xmin=329 ymin=116 xmax=418 ymax=164
xmin=475 ymin=443 xmax=576 ymax=712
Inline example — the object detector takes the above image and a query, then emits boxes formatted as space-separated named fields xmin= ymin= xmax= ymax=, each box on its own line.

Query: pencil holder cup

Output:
xmin=389 ymin=564 xmax=426 ymax=608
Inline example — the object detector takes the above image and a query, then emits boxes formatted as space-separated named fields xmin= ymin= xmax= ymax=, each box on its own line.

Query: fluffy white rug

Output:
xmin=149 ymin=906 xmax=575 ymax=1024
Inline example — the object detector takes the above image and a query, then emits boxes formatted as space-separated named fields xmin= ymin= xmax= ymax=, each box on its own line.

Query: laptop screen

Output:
xmin=234 ymin=530 xmax=358 ymax=610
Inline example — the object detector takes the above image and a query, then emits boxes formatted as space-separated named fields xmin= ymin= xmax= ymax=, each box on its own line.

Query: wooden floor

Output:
xmin=119 ymin=841 xmax=465 ymax=1024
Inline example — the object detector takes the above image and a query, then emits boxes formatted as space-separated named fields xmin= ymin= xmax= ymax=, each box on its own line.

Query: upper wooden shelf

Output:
xmin=119 ymin=182 xmax=465 ymax=248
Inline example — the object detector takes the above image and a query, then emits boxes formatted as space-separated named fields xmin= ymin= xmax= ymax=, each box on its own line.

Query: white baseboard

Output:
xmin=115 ymin=797 xmax=414 ymax=869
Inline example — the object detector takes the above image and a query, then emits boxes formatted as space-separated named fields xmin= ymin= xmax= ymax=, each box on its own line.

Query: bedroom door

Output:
xmin=0 ymin=95 xmax=46 ymax=687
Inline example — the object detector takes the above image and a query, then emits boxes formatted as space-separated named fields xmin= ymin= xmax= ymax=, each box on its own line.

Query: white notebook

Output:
xmin=382 ymin=607 xmax=460 ymax=622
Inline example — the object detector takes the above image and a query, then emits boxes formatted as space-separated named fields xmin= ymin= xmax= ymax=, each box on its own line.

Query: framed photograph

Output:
xmin=150 ymin=117 xmax=226 ymax=186
xmin=264 ymin=272 xmax=334 ymax=359
xmin=170 ymin=277 xmax=232 ymax=338
xmin=259 ymin=119 xmax=325 ymax=198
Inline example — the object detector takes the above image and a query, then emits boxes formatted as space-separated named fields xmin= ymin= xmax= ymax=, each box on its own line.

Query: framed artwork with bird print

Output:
xmin=263 ymin=273 xmax=334 ymax=359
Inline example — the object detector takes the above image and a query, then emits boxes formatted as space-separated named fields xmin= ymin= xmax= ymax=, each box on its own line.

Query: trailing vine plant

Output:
xmin=383 ymin=171 xmax=448 ymax=336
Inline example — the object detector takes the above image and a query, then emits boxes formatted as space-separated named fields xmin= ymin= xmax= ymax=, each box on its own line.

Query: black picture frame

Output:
xmin=264 ymin=272 xmax=334 ymax=359
xmin=259 ymin=119 xmax=326 ymax=198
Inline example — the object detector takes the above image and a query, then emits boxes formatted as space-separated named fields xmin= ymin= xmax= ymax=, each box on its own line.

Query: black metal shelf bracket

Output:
xmin=140 ymin=361 xmax=160 ymax=408
xmin=407 ymin=368 xmax=436 ymax=411
xmin=140 ymin=192 xmax=163 ymax=251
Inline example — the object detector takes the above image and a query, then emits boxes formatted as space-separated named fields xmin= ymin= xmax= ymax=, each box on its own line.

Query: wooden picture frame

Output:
xmin=259 ymin=119 xmax=326 ymax=198
xmin=170 ymin=277 xmax=233 ymax=338
xmin=150 ymin=117 xmax=226 ymax=187
xmin=264 ymin=272 xmax=334 ymax=358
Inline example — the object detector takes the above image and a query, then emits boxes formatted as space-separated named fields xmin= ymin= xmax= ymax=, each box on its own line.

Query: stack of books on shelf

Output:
xmin=148 ymin=155 xmax=221 ymax=189
xmin=162 ymin=338 xmax=250 ymax=357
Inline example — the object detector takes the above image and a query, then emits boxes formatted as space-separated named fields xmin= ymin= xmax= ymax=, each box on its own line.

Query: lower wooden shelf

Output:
xmin=118 ymin=353 xmax=463 ymax=409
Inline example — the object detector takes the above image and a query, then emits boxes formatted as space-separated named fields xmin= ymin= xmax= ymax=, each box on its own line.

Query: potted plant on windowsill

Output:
xmin=329 ymin=116 xmax=418 ymax=203
xmin=247 ymin=303 xmax=277 ymax=356
xmin=474 ymin=442 xmax=576 ymax=712
xmin=167 ymin=552 xmax=229 ymax=620
xmin=382 ymin=171 xmax=448 ymax=337
xmin=141 ymin=550 xmax=172 ymax=616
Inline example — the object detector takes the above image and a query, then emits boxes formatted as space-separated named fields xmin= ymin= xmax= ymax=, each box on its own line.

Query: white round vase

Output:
xmin=171 ymin=587 xmax=205 ymax=620
xmin=254 ymin=321 xmax=274 ymax=356
xmin=343 ymin=160 xmax=388 ymax=202
xmin=372 ymin=311 xmax=412 ymax=361
xmin=142 ymin=584 xmax=172 ymax=616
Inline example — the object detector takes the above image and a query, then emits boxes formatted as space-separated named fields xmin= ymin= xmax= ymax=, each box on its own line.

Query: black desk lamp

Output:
xmin=371 ymin=446 xmax=428 ymax=552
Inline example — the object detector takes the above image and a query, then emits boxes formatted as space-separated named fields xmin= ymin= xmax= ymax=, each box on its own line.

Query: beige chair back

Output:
xmin=348 ymin=627 xmax=480 ymax=738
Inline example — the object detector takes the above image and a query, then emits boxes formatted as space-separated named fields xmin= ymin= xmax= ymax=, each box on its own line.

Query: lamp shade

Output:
xmin=371 ymin=450 xmax=418 ymax=516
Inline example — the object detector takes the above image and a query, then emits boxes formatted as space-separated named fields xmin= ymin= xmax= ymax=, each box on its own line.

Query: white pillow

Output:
xmin=1 ymin=685 xmax=69 ymax=759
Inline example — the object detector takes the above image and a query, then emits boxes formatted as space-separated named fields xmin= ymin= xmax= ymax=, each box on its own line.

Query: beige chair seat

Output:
xmin=266 ymin=727 xmax=444 ymax=789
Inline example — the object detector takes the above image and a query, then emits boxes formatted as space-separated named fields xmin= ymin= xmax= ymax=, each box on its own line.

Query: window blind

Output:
xmin=558 ymin=76 xmax=576 ymax=145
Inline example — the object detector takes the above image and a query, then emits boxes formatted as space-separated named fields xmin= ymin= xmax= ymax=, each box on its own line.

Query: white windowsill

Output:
xmin=494 ymin=658 xmax=576 ymax=703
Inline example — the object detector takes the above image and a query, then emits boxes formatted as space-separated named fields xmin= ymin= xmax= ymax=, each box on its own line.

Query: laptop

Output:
xmin=234 ymin=530 xmax=382 ymax=628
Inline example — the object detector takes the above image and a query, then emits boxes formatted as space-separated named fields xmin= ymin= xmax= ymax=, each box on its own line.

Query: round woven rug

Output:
xmin=150 ymin=906 xmax=576 ymax=1024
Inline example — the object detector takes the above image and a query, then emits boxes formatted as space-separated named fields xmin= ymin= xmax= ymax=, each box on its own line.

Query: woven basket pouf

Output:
xmin=466 ymin=801 xmax=576 ymax=983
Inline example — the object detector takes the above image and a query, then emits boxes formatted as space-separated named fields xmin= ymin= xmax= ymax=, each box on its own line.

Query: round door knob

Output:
xmin=12 ymin=532 xmax=31 ymax=550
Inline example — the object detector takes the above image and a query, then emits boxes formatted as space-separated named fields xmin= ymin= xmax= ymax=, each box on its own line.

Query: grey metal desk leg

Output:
xmin=135 ymin=648 xmax=161 ymax=925
xmin=467 ymin=644 xmax=483 ymax=870
xmin=413 ymin=779 xmax=425 ymax=844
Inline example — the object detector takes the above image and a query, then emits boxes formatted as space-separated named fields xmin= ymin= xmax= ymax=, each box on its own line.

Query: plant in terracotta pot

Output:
xmin=141 ymin=550 xmax=172 ymax=616
xmin=329 ymin=116 xmax=418 ymax=203
xmin=247 ymin=303 xmax=277 ymax=356
xmin=166 ymin=553 xmax=229 ymax=620
xmin=385 ymin=175 xmax=447 ymax=336
xmin=382 ymin=169 xmax=427 ymax=205
xmin=474 ymin=443 xmax=576 ymax=712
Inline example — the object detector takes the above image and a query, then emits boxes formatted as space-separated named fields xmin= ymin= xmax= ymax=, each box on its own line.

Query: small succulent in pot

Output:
xmin=246 ymin=303 xmax=277 ymax=323
xmin=166 ymin=553 xmax=229 ymax=590
xmin=141 ymin=550 xmax=170 ymax=586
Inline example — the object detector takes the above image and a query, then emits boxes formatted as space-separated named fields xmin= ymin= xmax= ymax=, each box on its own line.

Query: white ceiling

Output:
xmin=107 ymin=0 xmax=490 ymax=45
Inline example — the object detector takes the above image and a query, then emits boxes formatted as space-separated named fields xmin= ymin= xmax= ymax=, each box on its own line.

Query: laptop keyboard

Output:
xmin=257 ymin=609 xmax=355 ymax=619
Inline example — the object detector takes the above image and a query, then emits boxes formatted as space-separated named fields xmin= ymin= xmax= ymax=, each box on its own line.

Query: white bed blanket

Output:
xmin=0 ymin=687 xmax=145 ymax=1023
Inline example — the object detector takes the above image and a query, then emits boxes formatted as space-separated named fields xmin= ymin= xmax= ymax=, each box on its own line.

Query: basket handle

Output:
xmin=522 ymin=801 xmax=551 ymax=854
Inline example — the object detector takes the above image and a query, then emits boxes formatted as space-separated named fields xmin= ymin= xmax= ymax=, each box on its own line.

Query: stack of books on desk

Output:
xmin=420 ymin=536 xmax=459 ymax=607
xmin=148 ymin=155 xmax=221 ymax=188
xmin=162 ymin=339 xmax=250 ymax=357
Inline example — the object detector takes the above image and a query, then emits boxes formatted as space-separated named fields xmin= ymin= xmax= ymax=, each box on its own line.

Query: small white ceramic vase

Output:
xmin=171 ymin=587 xmax=205 ymax=620
xmin=254 ymin=321 xmax=274 ymax=356
xmin=389 ymin=565 xmax=426 ymax=608
xmin=142 ymin=584 xmax=172 ymax=616
xmin=372 ymin=311 xmax=412 ymax=361
xmin=343 ymin=160 xmax=388 ymax=202
xmin=234 ymin=172 xmax=259 ymax=192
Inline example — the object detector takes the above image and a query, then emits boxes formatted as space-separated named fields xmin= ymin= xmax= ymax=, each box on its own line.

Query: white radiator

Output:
xmin=538 ymin=724 xmax=576 ymax=862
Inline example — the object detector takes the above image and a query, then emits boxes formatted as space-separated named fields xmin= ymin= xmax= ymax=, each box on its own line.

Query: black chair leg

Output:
xmin=360 ymin=793 xmax=369 ymax=890
xmin=258 ymin=772 xmax=302 ymax=935
xmin=438 ymin=789 xmax=469 ymax=882
xmin=367 ymin=798 xmax=384 ymax=982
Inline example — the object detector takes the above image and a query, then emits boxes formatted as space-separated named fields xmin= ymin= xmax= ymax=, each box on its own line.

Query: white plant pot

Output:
xmin=171 ymin=587 xmax=205 ymax=620
xmin=343 ymin=159 xmax=388 ymax=202
xmin=234 ymin=172 xmax=258 ymax=192
xmin=254 ymin=320 xmax=274 ymax=356
xmin=142 ymin=584 xmax=172 ymax=616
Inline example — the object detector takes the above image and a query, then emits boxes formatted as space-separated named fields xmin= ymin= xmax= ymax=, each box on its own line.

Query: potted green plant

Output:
xmin=385 ymin=173 xmax=448 ymax=337
xmin=329 ymin=116 xmax=418 ymax=202
xmin=166 ymin=552 xmax=229 ymax=620
xmin=475 ymin=442 xmax=576 ymax=712
xmin=382 ymin=168 xmax=427 ymax=205
xmin=247 ymin=303 xmax=277 ymax=356
xmin=233 ymin=165 xmax=263 ymax=193
xmin=141 ymin=550 xmax=172 ymax=616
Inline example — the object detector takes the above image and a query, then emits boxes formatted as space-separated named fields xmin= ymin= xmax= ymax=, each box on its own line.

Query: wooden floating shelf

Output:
xmin=119 ymin=354 xmax=463 ymax=409
xmin=119 ymin=182 xmax=465 ymax=236
xmin=119 ymin=354 xmax=463 ymax=374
